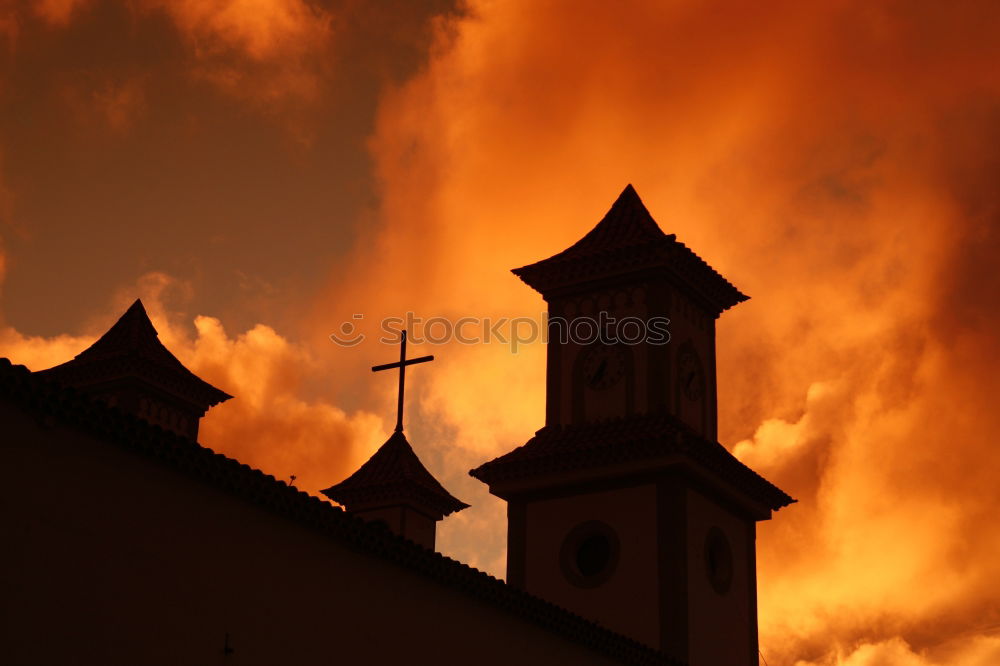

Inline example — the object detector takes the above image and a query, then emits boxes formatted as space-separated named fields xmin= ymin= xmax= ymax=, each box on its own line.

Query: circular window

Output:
xmin=704 ymin=526 xmax=733 ymax=595
xmin=560 ymin=521 xmax=620 ymax=588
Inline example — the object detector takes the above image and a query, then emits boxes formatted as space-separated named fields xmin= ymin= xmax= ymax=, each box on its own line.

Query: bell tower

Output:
xmin=524 ymin=184 xmax=736 ymax=440
xmin=470 ymin=185 xmax=793 ymax=665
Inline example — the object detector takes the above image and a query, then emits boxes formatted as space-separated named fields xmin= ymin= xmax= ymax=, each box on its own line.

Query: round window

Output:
xmin=704 ymin=526 xmax=733 ymax=595
xmin=560 ymin=521 xmax=620 ymax=588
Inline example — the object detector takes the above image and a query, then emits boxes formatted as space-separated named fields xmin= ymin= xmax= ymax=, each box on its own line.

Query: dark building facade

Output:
xmin=2 ymin=185 xmax=790 ymax=665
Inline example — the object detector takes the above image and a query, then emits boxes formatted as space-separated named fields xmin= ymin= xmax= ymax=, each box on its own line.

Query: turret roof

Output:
xmin=35 ymin=299 xmax=231 ymax=409
xmin=322 ymin=430 xmax=469 ymax=519
xmin=511 ymin=185 xmax=748 ymax=315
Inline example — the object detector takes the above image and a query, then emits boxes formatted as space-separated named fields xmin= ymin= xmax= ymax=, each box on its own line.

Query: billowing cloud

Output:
xmin=3 ymin=1 xmax=999 ymax=663
xmin=307 ymin=1 xmax=1000 ymax=663
xmin=13 ymin=0 xmax=336 ymax=125
xmin=154 ymin=0 xmax=333 ymax=62
xmin=148 ymin=0 xmax=335 ymax=115
xmin=793 ymin=634 xmax=1000 ymax=666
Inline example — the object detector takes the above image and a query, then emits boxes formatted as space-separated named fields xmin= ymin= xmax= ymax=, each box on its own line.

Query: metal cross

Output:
xmin=371 ymin=329 xmax=434 ymax=433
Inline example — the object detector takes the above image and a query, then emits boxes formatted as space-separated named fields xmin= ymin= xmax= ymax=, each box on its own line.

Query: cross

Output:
xmin=371 ymin=329 xmax=434 ymax=433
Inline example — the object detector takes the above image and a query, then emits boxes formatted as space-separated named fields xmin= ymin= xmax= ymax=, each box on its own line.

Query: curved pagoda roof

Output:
xmin=323 ymin=430 xmax=469 ymax=520
xmin=511 ymin=184 xmax=748 ymax=315
xmin=35 ymin=299 xmax=231 ymax=409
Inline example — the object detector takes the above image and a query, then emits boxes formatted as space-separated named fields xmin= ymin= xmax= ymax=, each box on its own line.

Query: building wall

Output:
xmin=0 ymin=400 xmax=622 ymax=666
xmin=667 ymin=290 xmax=717 ymax=442
xmin=353 ymin=505 xmax=437 ymax=549
xmin=685 ymin=487 xmax=755 ymax=666
xmin=521 ymin=484 xmax=661 ymax=648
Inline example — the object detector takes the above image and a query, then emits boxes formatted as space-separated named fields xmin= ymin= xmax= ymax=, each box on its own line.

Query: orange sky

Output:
xmin=2 ymin=2 xmax=1000 ymax=664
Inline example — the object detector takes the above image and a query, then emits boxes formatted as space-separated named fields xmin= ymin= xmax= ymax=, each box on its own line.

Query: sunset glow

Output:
xmin=2 ymin=2 xmax=999 ymax=664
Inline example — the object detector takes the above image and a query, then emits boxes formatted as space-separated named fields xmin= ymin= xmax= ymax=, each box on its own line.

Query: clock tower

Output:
xmin=470 ymin=185 xmax=793 ymax=665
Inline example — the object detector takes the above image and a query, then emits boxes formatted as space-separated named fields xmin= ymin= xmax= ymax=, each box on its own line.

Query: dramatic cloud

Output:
xmin=13 ymin=0 xmax=336 ymax=124
xmin=147 ymin=0 xmax=336 ymax=115
xmin=308 ymin=1 xmax=1000 ymax=663
xmin=3 ymin=1 xmax=999 ymax=663
xmin=154 ymin=0 xmax=333 ymax=62
xmin=0 ymin=0 xmax=453 ymax=338
xmin=793 ymin=635 xmax=1000 ymax=666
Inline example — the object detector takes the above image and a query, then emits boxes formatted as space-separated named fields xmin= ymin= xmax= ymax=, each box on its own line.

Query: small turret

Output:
xmin=322 ymin=431 xmax=468 ymax=550
xmin=35 ymin=299 xmax=231 ymax=440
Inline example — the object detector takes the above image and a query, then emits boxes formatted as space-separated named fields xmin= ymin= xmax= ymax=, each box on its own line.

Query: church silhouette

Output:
xmin=0 ymin=185 xmax=792 ymax=665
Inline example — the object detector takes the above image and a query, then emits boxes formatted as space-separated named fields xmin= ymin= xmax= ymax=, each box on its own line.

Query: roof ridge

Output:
xmin=0 ymin=357 xmax=679 ymax=666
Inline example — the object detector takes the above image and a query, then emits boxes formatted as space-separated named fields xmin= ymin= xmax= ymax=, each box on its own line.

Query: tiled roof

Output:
xmin=322 ymin=430 xmax=469 ymax=519
xmin=0 ymin=358 xmax=680 ymax=666
xmin=469 ymin=412 xmax=794 ymax=512
xmin=511 ymin=185 xmax=748 ymax=315
xmin=36 ymin=299 xmax=231 ymax=409
xmin=553 ymin=184 xmax=667 ymax=258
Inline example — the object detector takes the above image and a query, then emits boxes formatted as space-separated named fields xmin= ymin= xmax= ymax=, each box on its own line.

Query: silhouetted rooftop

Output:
xmin=322 ymin=430 xmax=469 ymax=519
xmin=470 ymin=412 xmax=794 ymax=513
xmin=0 ymin=357 xmax=679 ymax=666
xmin=35 ymin=299 xmax=231 ymax=409
xmin=512 ymin=185 xmax=748 ymax=315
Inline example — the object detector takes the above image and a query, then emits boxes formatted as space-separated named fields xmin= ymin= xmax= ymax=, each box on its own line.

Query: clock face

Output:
xmin=581 ymin=344 xmax=626 ymax=391
xmin=678 ymin=349 xmax=704 ymax=401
